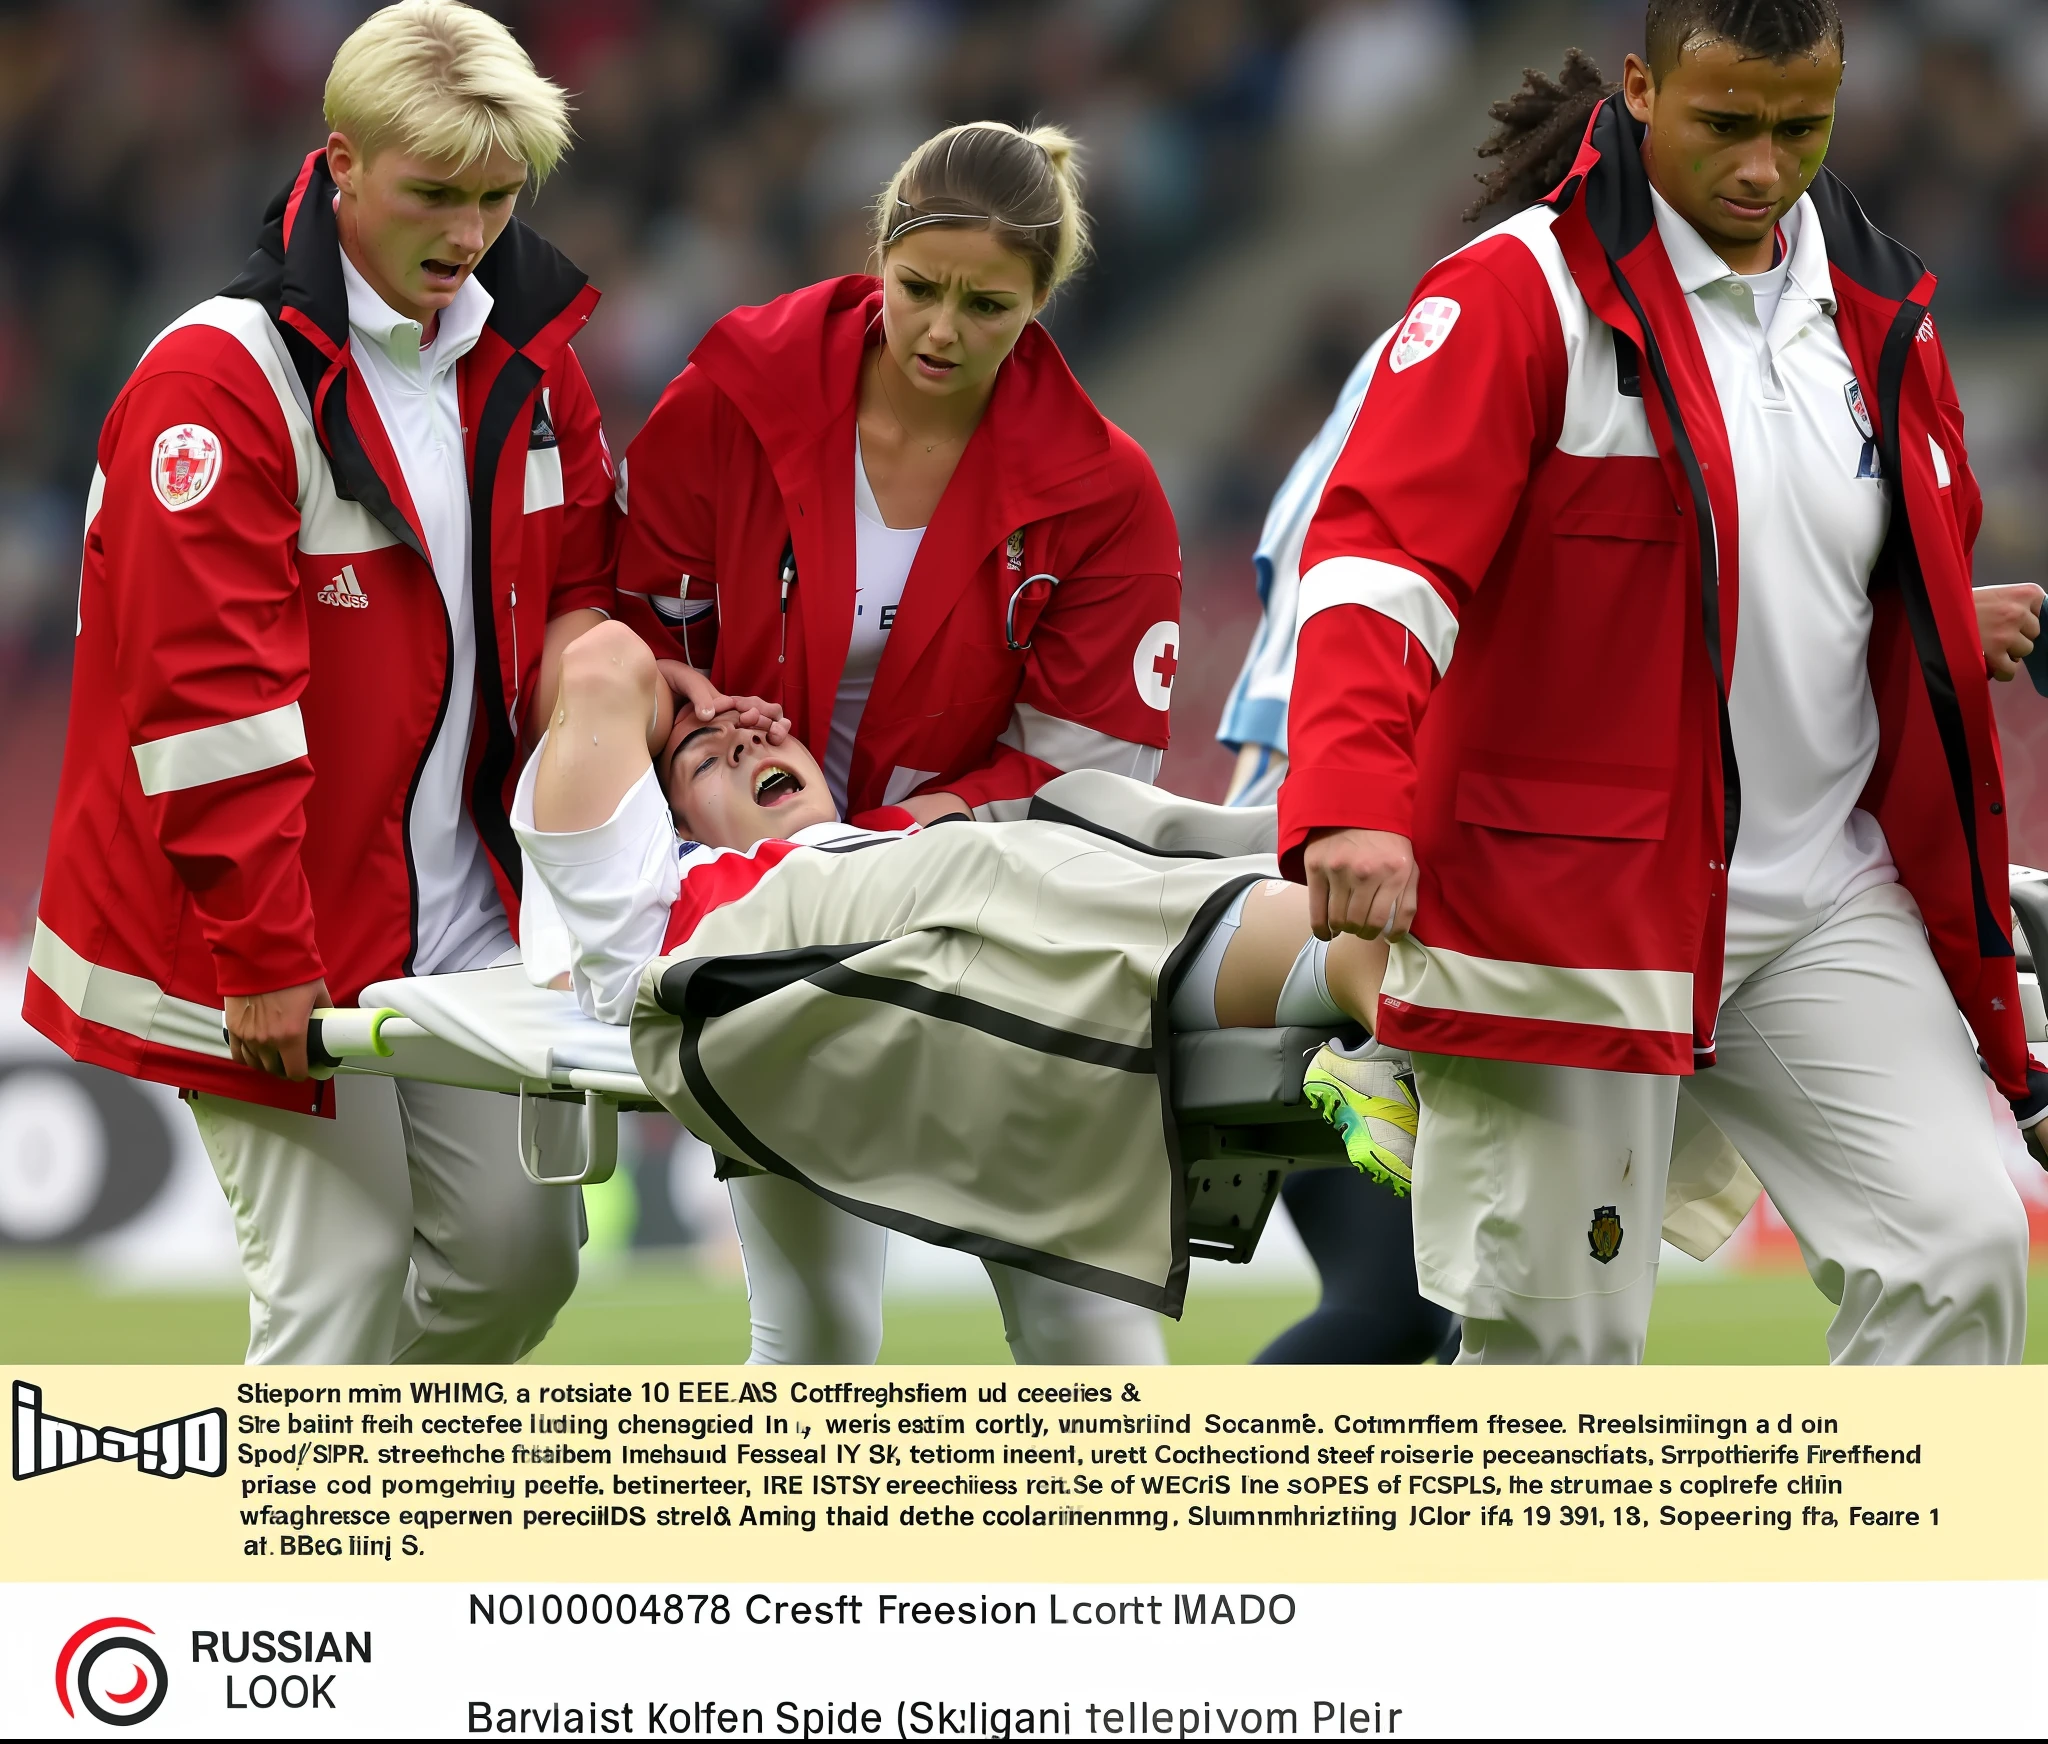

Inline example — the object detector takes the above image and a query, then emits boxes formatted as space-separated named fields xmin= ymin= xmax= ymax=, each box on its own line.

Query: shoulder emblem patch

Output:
xmin=1388 ymin=297 xmax=1462 ymax=374
xmin=151 ymin=424 xmax=222 ymax=512
xmin=1133 ymin=620 xmax=1179 ymax=711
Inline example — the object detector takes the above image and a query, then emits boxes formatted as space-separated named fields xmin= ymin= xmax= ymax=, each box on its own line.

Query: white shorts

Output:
xmin=1410 ymin=883 xmax=2031 ymax=1364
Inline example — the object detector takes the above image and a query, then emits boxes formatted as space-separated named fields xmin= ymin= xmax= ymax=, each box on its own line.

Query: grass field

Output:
xmin=2 ymin=1257 xmax=2043 ymax=1365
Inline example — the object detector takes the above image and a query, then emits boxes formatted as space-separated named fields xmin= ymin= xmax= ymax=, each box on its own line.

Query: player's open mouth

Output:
xmin=420 ymin=258 xmax=468 ymax=288
xmin=914 ymin=352 xmax=958 ymax=377
xmin=753 ymin=766 xmax=805 ymax=807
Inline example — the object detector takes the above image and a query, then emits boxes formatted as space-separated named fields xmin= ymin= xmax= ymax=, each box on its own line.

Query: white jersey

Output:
xmin=341 ymin=254 xmax=514 ymax=976
xmin=510 ymin=745 xmax=916 ymax=1024
xmin=1647 ymin=190 xmax=1899 ymax=990
xmin=824 ymin=436 xmax=925 ymax=810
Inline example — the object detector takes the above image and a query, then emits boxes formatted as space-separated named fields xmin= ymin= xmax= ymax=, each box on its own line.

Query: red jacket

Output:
xmin=1281 ymin=99 xmax=2026 ymax=1096
xmin=616 ymin=277 xmax=1180 ymax=817
xmin=26 ymin=150 xmax=618 ymax=1112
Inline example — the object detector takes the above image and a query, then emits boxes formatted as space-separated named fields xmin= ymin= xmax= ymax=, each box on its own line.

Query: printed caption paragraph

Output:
xmin=7 ymin=1367 xmax=2039 ymax=1584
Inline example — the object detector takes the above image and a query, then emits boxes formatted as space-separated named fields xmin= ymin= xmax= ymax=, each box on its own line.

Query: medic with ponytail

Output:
xmin=616 ymin=121 xmax=1180 ymax=828
xmin=613 ymin=120 xmax=1182 ymax=1368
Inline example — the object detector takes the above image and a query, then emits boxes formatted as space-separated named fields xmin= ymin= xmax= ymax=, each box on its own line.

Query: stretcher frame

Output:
xmin=305 ymin=866 xmax=2048 ymax=1270
xmin=306 ymin=984 xmax=1350 ymax=1266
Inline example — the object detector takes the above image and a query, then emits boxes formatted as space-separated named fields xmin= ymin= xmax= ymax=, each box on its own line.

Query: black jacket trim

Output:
xmin=1567 ymin=96 xmax=1996 ymax=930
xmin=1806 ymin=171 xmax=1928 ymax=303
xmin=465 ymin=352 xmax=544 ymax=896
xmin=223 ymin=150 xmax=594 ymax=922
xmin=1868 ymin=300 xmax=2012 ymax=957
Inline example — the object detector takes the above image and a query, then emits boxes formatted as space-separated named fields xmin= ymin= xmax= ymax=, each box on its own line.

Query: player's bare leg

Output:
xmin=1202 ymin=881 xmax=1415 ymax=1192
xmin=1213 ymin=879 xmax=1386 ymax=1030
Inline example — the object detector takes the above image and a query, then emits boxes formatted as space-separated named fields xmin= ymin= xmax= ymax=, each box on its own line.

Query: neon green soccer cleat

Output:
xmin=1302 ymin=1044 xmax=1418 ymax=1196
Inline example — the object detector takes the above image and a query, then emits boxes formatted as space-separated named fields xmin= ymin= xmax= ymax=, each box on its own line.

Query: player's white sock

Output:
xmin=1327 ymin=1032 xmax=1399 ymax=1061
xmin=1274 ymin=937 xmax=1347 ymax=1028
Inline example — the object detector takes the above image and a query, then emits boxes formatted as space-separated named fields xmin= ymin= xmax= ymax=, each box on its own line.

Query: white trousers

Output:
xmin=1412 ymin=883 xmax=2031 ymax=1365
xmin=727 ymin=1173 xmax=1168 ymax=1365
xmin=190 ymin=1076 xmax=582 ymax=1365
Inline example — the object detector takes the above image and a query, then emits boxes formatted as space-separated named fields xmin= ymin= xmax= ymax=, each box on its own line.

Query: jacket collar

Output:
xmin=689 ymin=276 xmax=1114 ymax=518
xmin=691 ymin=275 xmax=1122 ymax=742
xmin=339 ymin=246 xmax=493 ymax=379
xmin=222 ymin=149 xmax=597 ymax=557
xmin=1555 ymin=97 xmax=1923 ymax=314
xmin=1649 ymin=185 xmax=1837 ymax=315
xmin=225 ymin=149 xmax=593 ymax=362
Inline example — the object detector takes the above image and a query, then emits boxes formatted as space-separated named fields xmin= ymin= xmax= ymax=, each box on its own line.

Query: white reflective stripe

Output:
xmin=996 ymin=702 xmax=1163 ymax=782
xmin=1929 ymin=434 xmax=1952 ymax=489
xmin=298 ymin=475 xmax=404 ymax=556
xmin=149 ymin=297 xmax=316 ymax=515
xmin=77 ymin=466 xmax=107 ymax=637
xmin=525 ymin=444 xmax=564 ymax=512
xmin=29 ymin=920 xmax=231 ymax=1060
xmin=131 ymin=702 xmax=307 ymax=797
xmin=1385 ymin=938 xmax=1692 ymax=1035
xmin=1297 ymin=555 xmax=1458 ymax=674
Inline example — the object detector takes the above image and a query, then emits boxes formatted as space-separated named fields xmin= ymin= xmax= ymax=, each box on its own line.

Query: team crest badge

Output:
xmin=1388 ymin=297 xmax=1461 ymax=373
xmin=1844 ymin=380 xmax=1881 ymax=479
xmin=151 ymin=424 xmax=222 ymax=512
xmin=1006 ymin=528 xmax=1025 ymax=572
xmin=1843 ymin=379 xmax=1873 ymax=440
xmin=1588 ymin=1204 xmax=1623 ymax=1265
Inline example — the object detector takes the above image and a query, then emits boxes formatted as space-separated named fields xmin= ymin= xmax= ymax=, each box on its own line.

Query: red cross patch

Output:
xmin=1134 ymin=620 xmax=1180 ymax=711
xmin=150 ymin=424 xmax=222 ymax=512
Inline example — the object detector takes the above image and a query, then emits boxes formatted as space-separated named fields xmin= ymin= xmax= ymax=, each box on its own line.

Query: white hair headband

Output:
xmin=883 ymin=198 xmax=1062 ymax=246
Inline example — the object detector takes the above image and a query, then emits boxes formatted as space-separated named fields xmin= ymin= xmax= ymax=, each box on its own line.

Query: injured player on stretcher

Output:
xmin=508 ymin=621 xmax=1416 ymax=1313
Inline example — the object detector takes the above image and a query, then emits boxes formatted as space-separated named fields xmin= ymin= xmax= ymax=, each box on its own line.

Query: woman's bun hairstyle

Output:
xmin=875 ymin=120 xmax=1091 ymax=300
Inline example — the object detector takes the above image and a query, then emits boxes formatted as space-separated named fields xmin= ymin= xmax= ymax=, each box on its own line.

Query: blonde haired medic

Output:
xmin=324 ymin=0 xmax=571 ymax=182
xmin=28 ymin=3 xmax=623 ymax=1365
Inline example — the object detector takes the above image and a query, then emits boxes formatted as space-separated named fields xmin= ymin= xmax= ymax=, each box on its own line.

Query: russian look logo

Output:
xmin=56 ymin=1618 xmax=169 ymax=1726
xmin=13 ymin=1381 xmax=226 ymax=1481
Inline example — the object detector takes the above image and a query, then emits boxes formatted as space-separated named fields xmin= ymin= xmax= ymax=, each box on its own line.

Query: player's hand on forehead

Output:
xmin=655 ymin=659 xmax=791 ymax=745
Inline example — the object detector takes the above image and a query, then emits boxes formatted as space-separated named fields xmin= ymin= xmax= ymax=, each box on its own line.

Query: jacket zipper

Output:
xmin=776 ymin=535 xmax=797 ymax=705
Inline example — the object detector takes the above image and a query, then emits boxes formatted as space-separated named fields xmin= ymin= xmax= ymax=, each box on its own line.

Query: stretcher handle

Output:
xmin=517 ymin=1085 xmax=618 ymax=1188
xmin=306 ymin=1007 xmax=404 ymax=1070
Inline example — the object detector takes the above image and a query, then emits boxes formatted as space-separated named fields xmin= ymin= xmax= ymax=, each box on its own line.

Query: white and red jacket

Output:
xmin=1282 ymin=99 xmax=2027 ymax=1097
xmin=615 ymin=277 xmax=1181 ymax=816
xmin=26 ymin=150 xmax=618 ymax=1113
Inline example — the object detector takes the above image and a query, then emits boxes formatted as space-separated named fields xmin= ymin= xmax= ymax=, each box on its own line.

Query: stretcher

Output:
xmin=307 ymin=866 xmax=2048 ymax=1270
xmin=307 ymin=966 xmax=1349 ymax=1266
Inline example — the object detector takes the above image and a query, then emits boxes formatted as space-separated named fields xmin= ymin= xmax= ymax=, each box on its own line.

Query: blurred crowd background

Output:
xmin=2 ymin=0 xmax=2047 ymax=1297
xmin=5 ymin=0 xmax=2048 ymax=939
